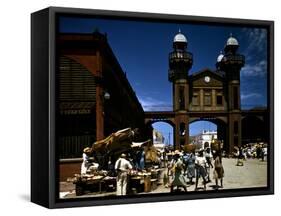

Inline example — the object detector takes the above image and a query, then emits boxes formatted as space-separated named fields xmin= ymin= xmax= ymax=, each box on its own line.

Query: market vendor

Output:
xmin=115 ymin=153 xmax=132 ymax=195
xmin=135 ymin=149 xmax=145 ymax=170
xmin=81 ymin=147 xmax=92 ymax=175
xmin=81 ymin=147 xmax=99 ymax=174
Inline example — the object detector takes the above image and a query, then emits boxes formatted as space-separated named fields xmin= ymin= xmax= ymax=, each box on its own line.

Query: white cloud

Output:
xmin=241 ymin=93 xmax=262 ymax=100
xmin=242 ymin=28 xmax=267 ymax=56
xmin=138 ymin=96 xmax=172 ymax=111
xmin=241 ymin=60 xmax=267 ymax=77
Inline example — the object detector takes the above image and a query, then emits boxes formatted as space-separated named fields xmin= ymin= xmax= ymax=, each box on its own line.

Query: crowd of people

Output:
xmin=79 ymin=142 xmax=267 ymax=196
xmin=233 ymin=143 xmax=268 ymax=161
xmin=80 ymin=145 xmax=225 ymax=194
xmin=167 ymin=147 xmax=224 ymax=192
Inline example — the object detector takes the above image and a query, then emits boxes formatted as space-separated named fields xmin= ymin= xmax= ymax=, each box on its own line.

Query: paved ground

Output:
xmin=60 ymin=158 xmax=267 ymax=199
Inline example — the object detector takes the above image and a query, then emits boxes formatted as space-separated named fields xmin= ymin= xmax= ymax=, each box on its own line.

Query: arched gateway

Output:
xmin=145 ymin=31 xmax=268 ymax=155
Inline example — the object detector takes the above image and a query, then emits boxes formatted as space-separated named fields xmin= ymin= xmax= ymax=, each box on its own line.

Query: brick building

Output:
xmin=57 ymin=30 xmax=151 ymax=179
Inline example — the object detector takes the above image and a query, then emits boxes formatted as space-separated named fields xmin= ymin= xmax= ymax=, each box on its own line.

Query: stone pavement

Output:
xmin=152 ymin=157 xmax=267 ymax=193
xmin=60 ymin=158 xmax=267 ymax=198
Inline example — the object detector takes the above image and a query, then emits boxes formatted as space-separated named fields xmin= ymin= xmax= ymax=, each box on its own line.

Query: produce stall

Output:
xmin=69 ymin=128 xmax=163 ymax=196
xmin=128 ymin=168 xmax=162 ymax=193
xmin=70 ymin=171 xmax=116 ymax=196
xmin=70 ymin=167 xmax=163 ymax=196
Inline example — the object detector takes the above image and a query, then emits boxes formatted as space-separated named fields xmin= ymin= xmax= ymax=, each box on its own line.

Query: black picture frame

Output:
xmin=31 ymin=6 xmax=274 ymax=208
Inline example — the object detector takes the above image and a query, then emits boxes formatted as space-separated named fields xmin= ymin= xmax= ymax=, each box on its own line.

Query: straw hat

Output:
xmin=83 ymin=147 xmax=91 ymax=154
xmin=120 ymin=153 xmax=126 ymax=158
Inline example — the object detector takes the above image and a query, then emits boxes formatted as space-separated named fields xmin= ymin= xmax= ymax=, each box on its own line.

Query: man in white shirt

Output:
xmin=195 ymin=149 xmax=207 ymax=191
xmin=115 ymin=153 xmax=132 ymax=195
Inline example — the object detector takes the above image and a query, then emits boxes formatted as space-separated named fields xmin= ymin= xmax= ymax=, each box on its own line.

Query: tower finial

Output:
xmin=178 ymin=28 xmax=181 ymax=33
xmin=230 ymin=32 xmax=233 ymax=37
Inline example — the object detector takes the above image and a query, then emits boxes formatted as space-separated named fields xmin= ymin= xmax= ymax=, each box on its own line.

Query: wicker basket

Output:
xmin=183 ymin=144 xmax=196 ymax=153
xmin=211 ymin=140 xmax=222 ymax=151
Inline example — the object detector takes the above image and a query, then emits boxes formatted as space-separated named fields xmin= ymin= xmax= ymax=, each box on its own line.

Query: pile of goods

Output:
xmin=71 ymin=170 xmax=109 ymax=184
xmin=68 ymin=128 xmax=164 ymax=196
xmin=91 ymin=128 xmax=138 ymax=157
xmin=70 ymin=170 xmax=116 ymax=196
xmin=129 ymin=169 xmax=151 ymax=177
xmin=211 ymin=139 xmax=223 ymax=151
xmin=183 ymin=144 xmax=196 ymax=153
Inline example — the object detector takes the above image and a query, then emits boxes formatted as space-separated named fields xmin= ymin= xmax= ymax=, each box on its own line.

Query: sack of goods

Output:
xmin=183 ymin=144 xmax=196 ymax=153
xmin=211 ymin=140 xmax=222 ymax=151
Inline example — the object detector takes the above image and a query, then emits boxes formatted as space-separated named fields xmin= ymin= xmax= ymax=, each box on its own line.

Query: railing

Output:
xmin=168 ymin=69 xmax=188 ymax=81
xmin=222 ymin=54 xmax=245 ymax=63
xmin=169 ymin=51 xmax=193 ymax=62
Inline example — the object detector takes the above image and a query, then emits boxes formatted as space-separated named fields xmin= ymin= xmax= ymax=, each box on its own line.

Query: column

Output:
xmin=228 ymin=114 xmax=242 ymax=155
xmin=212 ymin=89 xmax=216 ymax=107
xmin=200 ymin=89 xmax=204 ymax=110
xmin=95 ymin=51 xmax=104 ymax=140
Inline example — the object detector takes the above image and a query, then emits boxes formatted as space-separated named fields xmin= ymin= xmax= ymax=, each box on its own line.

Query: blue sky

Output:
xmin=59 ymin=16 xmax=268 ymax=143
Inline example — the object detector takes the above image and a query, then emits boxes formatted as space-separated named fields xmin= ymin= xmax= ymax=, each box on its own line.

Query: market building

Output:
xmin=57 ymin=31 xmax=152 ymax=179
xmin=145 ymin=31 xmax=269 ymax=154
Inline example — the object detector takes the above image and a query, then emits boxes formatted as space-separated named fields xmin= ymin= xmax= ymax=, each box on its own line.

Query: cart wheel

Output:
xmin=76 ymin=184 xmax=84 ymax=196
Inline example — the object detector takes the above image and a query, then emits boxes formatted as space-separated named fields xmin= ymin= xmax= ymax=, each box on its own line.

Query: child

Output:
xmin=213 ymin=151 xmax=224 ymax=189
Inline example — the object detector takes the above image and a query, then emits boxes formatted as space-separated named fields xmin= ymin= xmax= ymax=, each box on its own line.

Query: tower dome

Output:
xmin=173 ymin=29 xmax=188 ymax=43
xmin=226 ymin=34 xmax=239 ymax=46
xmin=224 ymin=34 xmax=239 ymax=54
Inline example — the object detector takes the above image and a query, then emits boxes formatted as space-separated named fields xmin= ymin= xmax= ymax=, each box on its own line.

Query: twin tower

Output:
xmin=168 ymin=30 xmax=245 ymax=152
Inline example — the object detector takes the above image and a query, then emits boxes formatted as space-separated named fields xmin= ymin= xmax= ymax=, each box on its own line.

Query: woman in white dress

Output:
xmin=170 ymin=152 xmax=188 ymax=192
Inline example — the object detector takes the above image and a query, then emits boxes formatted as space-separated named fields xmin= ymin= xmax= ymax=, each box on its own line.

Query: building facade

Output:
xmin=153 ymin=129 xmax=165 ymax=144
xmin=56 ymin=29 xmax=268 ymax=162
xmin=145 ymin=31 xmax=269 ymax=155
xmin=57 ymin=31 xmax=151 ymax=159
xmin=192 ymin=130 xmax=218 ymax=149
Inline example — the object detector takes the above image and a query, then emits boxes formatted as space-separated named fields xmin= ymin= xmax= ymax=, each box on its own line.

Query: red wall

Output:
xmin=59 ymin=161 xmax=81 ymax=182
